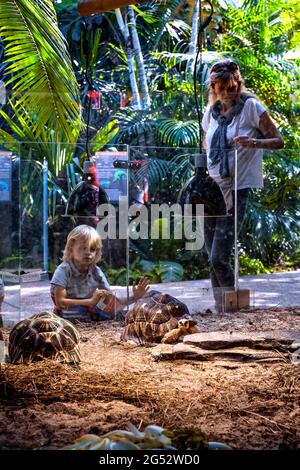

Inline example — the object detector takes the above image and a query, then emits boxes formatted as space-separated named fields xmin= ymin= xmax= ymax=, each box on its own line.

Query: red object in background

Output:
xmin=87 ymin=90 xmax=101 ymax=110
xmin=84 ymin=160 xmax=99 ymax=187
xmin=65 ymin=160 xmax=109 ymax=222
xmin=120 ymin=92 xmax=128 ymax=109
xmin=143 ymin=179 xmax=149 ymax=204
xmin=78 ymin=1 xmax=148 ymax=16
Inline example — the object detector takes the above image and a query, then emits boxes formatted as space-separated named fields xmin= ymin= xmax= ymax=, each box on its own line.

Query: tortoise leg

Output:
xmin=124 ymin=339 xmax=140 ymax=348
xmin=161 ymin=327 xmax=184 ymax=344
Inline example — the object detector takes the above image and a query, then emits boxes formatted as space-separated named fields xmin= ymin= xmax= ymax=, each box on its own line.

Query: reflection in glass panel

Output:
xmin=0 ymin=147 xmax=21 ymax=326
xmin=236 ymin=147 xmax=300 ymax=310
xmin=126 ymin=146 xmax=300 ymax=313
xmin=0 ymin=141 xmax=296 ymax=331
xmin=48 ymin=144 xmax=130 ymax=319
xmin=20 ymin=160 xmax=45 ymax=273
xmin=128 ymin=146 xmax=222 ymax=314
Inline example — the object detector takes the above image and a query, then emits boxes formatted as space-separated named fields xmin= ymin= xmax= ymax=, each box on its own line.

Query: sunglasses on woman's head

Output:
xmin=211 ymin=61 xmax=238 ymax=73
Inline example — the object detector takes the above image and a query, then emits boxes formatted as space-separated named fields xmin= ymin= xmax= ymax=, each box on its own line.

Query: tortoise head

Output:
xmin=178 ymin=318 xmax=197 ymax=330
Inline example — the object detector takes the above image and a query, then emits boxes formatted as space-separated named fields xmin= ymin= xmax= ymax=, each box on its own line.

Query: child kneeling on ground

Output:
xmin=50 ymin=224 xmax=149 ymax=322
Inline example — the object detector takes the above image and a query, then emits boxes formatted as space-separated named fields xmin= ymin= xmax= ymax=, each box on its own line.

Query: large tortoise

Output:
xmin=8 ymin=311 xmax=81 ymax=365
xmin=121 ymin=290 xmax=199 ymax=345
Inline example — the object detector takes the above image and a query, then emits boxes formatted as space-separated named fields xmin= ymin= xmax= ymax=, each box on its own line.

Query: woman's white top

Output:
xmin=202 ymin=97 xmax=266 ymax=191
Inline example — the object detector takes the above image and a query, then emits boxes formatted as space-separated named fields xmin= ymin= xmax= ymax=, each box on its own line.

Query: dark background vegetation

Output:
xmin=0 ymin=0 xmax=299 ymax=284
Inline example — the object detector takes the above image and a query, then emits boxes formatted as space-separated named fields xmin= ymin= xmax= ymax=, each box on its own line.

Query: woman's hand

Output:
xmin=132 ymin=276 xmax=150 ymax=301
xmin=233 ymin=135 xmax=256 ymax=148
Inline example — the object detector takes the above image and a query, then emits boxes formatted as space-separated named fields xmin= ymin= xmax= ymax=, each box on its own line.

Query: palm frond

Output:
xmin=90 ymin=119 xmax=120 ymax=151
xmin=136 ymin=0 xmax=190 ymax=50
xmin=114 ymin=111 xmax=157 ymax=143
xmin=0 ymin=128 xmax=20 ymax=153
xmin=0 ymin=102 xmax=74 ymax=175
xmin=168 ymin=151 xmax=194 ymax=184
xmin=147 ymin=157 xmax=170 ymax=190
xmin=0 ymin=0 xmax=81 ymax=142
xmin=157 ymin=118 xmax=199 ymax=147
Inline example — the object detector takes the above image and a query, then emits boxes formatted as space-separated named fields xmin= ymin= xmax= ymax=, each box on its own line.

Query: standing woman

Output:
xmin=202 ymin=60 xmax=284 ymax=312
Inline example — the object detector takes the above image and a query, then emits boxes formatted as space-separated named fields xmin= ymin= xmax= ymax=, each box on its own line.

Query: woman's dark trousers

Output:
xmin=204 ymin=188 xmax=250 ymax=309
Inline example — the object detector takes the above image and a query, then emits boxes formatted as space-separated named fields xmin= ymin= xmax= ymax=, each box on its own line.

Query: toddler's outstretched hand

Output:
xmin=132 ymin=276 xmax=150 ymax=300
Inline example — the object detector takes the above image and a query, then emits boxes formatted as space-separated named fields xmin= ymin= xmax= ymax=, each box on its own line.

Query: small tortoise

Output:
xmin=161 ymin=318 xmax=200 ymax=344
xmin=8 ymin=311 xmax=81 ymax=365
xmin=121 ymin=290 xmax=199 ymax=345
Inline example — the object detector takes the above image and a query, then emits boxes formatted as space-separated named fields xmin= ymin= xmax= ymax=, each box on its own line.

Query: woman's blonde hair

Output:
xmin=62 ymin=224 xmax=102 ymax=264
xmin=208 ymin=60 xmax=245 ymax=105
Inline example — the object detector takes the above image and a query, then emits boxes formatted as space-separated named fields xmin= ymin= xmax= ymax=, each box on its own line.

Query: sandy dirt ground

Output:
xmin=0 ymin=307 xmax=300 ymax=450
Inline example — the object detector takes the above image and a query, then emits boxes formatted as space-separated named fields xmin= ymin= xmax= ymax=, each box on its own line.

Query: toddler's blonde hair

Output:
xmin=62 ymin=225 xmax=102 ymax=264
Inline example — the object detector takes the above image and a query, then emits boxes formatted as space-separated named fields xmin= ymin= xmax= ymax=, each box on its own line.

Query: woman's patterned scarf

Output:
xmin=210 ymin=95 xmax=250 ymax=178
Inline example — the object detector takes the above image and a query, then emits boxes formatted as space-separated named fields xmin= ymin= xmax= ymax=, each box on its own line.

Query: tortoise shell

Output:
xmin=121 ymin=290 xmax=190 ymax=345
xmin=8 ymin=311 xmax=81 ymax=365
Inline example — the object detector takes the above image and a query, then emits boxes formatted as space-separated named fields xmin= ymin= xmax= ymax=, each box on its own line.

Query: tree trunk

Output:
xmin=127 ymin=6 xmax=151 ymax=110
xmin=186 ymin=0 xmax=200 ymax=80
xmin=115 ymin=8 xmax=141 ymax=110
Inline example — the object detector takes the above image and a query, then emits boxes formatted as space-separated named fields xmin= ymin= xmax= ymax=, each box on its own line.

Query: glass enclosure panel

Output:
xmin=0 ymin=145 xmax=21 ymax=327
xmin=127 ymin=145 xmax=300 ymax=314
xmin=0 ymin=141 xmax=297 ymax=331
xmin=128 ymin=145 xmax=223 ymax=314
xmin=236 ymin=147 xmax=300 ymax=310
xmin=48 ymin=143 xmax=129 ymax=318
xmin=19 ymin=152 xmax=47 ymax=321
xmin=20 ymin=158 xmax=45 ymax=274
xmin=94 ymin=144 xmax=129 ymax=315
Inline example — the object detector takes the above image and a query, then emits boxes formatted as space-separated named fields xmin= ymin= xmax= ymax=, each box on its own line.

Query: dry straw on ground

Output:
xmin=0 ymin=309 xmax=300 ymax=450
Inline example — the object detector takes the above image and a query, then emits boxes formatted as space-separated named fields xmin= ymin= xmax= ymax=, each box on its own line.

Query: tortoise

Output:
xmin=161 ymin=318 xmax=200 ymax=344
xmin=8 ymin=311 xmax=81 ymax=365
xmin=121 ymin=290 xmax=200 ymax=345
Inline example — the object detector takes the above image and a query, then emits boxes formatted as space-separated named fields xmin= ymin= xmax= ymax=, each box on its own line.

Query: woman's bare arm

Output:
xmin=257 ymin=111 xmax=284 ymax=148
xmin=234 ymin=111 xmax=284 ymax=149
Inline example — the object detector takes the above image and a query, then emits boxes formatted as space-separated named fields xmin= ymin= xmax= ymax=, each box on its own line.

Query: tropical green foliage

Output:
xmin=240 ymin=151 xmax=300 ymax=265
xmin=0 ymin=0 xmax=81 ymax=141
xmin=0 ymin=0 xmax=299 ymax=276
xmin=217 ymin=0 xmax=300 ymax=148
xmin=0 ymin=0 xmax=81 ymax=174
xmin=239 ymin=254 xmax=270 ymax=275
xmin=138 ymin=259 xmax=184 ymax=282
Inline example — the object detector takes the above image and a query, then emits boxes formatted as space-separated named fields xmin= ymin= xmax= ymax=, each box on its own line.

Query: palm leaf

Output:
xmin=0 ymin=102 xmax=74 ymax=175
xmin=159 ymin=261 xmax=184 ymax=282
xmin=147 ymin=158 xmax=170 ymax=188
xmin=114 ymin=111 xmax=157 ymax=142
xmin=138 ymin=259 xmax=184 ymax=282
xmin=0 ymin=0 xmax=81 ymax=142
xmin=168 ymin=151 xmax=194 ymax=184
xmin=90 ymin=119 xmax=120 ymax=151
xmin=157 ymin=118 xmax=199 ymax=147
xmin=0 ymin=128 xmax=20 ymax=153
